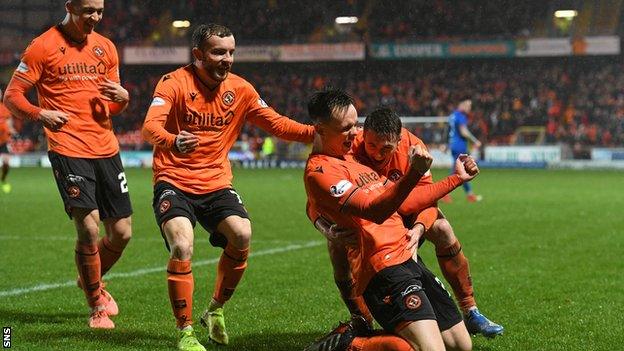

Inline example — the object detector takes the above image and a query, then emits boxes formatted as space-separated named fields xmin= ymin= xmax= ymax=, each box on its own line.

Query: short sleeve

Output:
xmin=306 ymin=162 xmax=360 ymax=214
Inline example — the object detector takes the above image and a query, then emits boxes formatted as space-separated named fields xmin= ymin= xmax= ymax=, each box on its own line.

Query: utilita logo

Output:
xmin=58 ymin=61 xmax=106 ymax=75
xmin=57 ymin=61 xmax=106 ymax=82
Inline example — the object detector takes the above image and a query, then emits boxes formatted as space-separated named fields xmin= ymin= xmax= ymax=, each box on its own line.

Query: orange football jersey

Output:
xmin=353 ymin=128 xmax=433 ymax=186
xmin=304 ymin=153 xmax=413 ymax=295
xmin=143 ymin=65 xmax=314 ymax=194
xmin=12 ymin=25 xmax=121 ymax=158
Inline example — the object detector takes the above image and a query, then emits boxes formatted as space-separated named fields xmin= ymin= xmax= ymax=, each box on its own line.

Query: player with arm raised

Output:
xmin=303 ymin=89 xmax=474 ymax=351
xmin=351 ymin=107 xmax=503 ymax=337
xmin=142 ymin=23 xmax=314 ymax=351
xmin=3 ymin=0 xmax=131 ymax=330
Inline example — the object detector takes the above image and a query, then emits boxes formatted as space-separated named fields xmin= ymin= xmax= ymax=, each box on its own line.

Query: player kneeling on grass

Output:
xmin=346 ymin=108 xmax=503 ymax=338
xmin=303 ymin=89 xmax=475 ymax=351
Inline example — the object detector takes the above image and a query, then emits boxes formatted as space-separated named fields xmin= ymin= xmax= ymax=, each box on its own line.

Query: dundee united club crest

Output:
xmin=222 ymin=91 xmax=235 ymax=106
xmin=404 ymin=294 xmax=421 ymax=310
xmin=68 ymin=186 xmax=80 ymax=198
xmin=159 ymin=200 xmax=171 ymax=213
xmin=92 ymin=46 xmax=105 ymax=57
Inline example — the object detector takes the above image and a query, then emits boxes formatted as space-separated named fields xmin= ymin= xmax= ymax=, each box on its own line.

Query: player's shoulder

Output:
xmin=91 ymin=31 xmax=117 ymax=49
xmin=25 ymin=26 xmax=59 ymax=53
xmin=400 ymin=128 xmax=426 ymax=147
xmin=158 ymin=65 xmax=192 ymax=86
xmin=225 ymin=73 xmax=255 ymax=93
xmin=305 ymin=154 xmax=345 ymax=177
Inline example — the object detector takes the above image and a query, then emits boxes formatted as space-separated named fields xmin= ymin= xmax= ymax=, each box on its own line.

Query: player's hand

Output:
xmin=406 ymin=223 xmax=424 ymax=255
xmin=38 ymin=109 xmax=69 ymax=131
xmin=174 ymin=130 xmax=199 ymax=153
xmin=99 ymin=79 xmax=129 ymax=103
xmin=454 ymin=154 xmax=479 ymax=182
xmin=315 ymin=217 xmax=356 ymax=241
xmin=408 ymin=145 xmax=433 ymax=176
xmin=474 ymin=140 xmax=482 ymax=149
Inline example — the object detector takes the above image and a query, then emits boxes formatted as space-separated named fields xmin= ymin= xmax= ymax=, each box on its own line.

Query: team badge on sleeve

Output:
xmin=150 ymin=97 xmax=166 ymax=107
xmin=329 ymin=180 xmax=353 ymax=197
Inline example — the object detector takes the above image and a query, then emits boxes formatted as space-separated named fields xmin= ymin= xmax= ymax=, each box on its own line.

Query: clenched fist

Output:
xmin=408 ymin=145 xmax=433 ymax=176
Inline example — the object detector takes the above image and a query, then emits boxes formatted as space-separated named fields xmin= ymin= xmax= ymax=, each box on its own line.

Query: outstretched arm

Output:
xmin=342 ymin=145 xmax=433 ymax=224
xmin=399 ymin=154 xmax=480 ymax=215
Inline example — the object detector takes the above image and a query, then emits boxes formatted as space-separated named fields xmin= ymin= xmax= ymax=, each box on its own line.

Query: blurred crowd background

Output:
xmin=1 ymin=0 xmax=623 ymax=159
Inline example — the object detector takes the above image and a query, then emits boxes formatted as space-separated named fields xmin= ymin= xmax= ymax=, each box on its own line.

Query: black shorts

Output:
xmin=152 ymin=181 xmax=249 ymax=249
xmin=363 ymin=257 xmax=462 ymax=333
xmin=48 ymin=151 xmax=133 ymax=220
xmin=0 ymin=143 xmax=8 ymax=154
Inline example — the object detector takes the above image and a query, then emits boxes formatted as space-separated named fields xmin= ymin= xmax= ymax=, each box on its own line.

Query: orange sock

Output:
xmin=436 ymin=240 xmax=475 ymax=311
xmin=349 ymin=334 xmax=413 ymax=351
xmin=167 ymin=259 xmax=194 ymax=328
xmin=98 ymin=236 xmax=125 ymax=277
xmin=75 ymin=242 xmax=102 ymax=308
xmin=213 ymin=244 xmax=248 ymax=304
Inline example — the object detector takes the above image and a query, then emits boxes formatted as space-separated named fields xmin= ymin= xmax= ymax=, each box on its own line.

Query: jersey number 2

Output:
xmin=118 ymin=172 xmax=129 ymax=193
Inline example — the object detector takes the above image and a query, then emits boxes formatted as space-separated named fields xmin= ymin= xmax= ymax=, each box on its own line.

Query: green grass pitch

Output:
xmin=0 ymin=167 xmax=622 ymax=350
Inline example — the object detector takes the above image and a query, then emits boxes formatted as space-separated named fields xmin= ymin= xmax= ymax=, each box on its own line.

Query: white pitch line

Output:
xmin=0 ymin=235 xmax=302 ymax=245
xmin=0 ymin=240 xmax=323 ymax=298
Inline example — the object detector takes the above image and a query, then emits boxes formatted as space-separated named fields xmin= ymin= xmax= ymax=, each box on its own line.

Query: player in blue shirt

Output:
xmin=447 ymin=98 xmax=482 ymax=203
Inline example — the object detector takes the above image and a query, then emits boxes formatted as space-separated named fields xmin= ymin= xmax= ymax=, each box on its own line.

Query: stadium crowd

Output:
xmin=93 ymin=0 xmax=544 ymax=46
xmin=6 ymin=57 xmax=624 ymax=155
xmin=3 ymin=1 xmax=622 ymax=156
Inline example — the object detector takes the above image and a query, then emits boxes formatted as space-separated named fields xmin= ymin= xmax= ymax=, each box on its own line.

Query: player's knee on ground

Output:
xmin=441 ymin=322 xmax=472 ymax=351
xmin=397 ymin=320 xmax=445 ymax=351
xmin=427 ymin=219 xmax=456 ymax=248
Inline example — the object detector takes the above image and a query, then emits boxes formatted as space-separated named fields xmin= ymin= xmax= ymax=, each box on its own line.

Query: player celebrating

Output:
xmin=448 ymin=97 xmax=482 ymax=202
xmin=352 ymin=107 xmax=503 ymax=337
xmin=3 ymin=0 xmax=132 ymax=329
xmin=304 ymin=89 xmax=474 ymax=351
xmin=0 ymin=89 xmax=13 ymax=193
xmin=142 ymin=23 xmax=314 ymax=351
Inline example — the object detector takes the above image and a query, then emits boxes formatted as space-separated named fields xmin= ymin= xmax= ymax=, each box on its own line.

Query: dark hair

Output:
xmin=364 ymin=107 xmax=402 ymax=140
xmin=192 ymin=23 xmax=233 ymax=50
xmin=307 ymin=88 xmax=354 ymax=124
